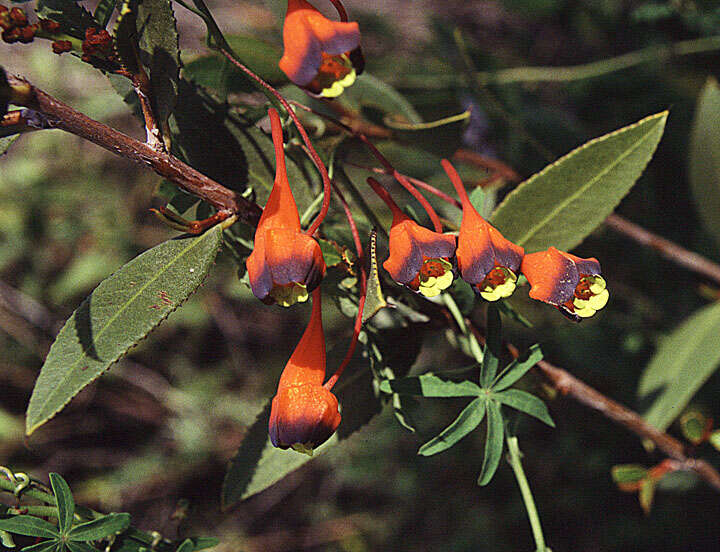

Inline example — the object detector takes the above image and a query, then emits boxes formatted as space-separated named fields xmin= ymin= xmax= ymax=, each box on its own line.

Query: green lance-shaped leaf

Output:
xmin=222 ymin=396 xmax=388 ymax=507
xmin=418 ymin=398 xmax=486 ymax=456
xmin=340 ymin=73 xmax=422 ymax=125
xmin=0 ymin=516 xmax=59 ymax=539
xmin=136 ymin=0 xmax=180 ymax=126
xmin=362 ymin=229 xmax=388 ymax=323
xmin=491 ymin=111 xmax=668 ymax=252
xmin=477 ymin=400 xmax=504 ymax=486
xmin=26 ymin=226 xmax=225 ymax=435
xmin=638 ymin=301 xmax=720 ymax=432
xmin=495 ymin=389 xmax=555 ymax=427
xmin=49 ymin=473 xmax=74 ymax=534
xmin=493 ymin=344 xmax=543 ymax=392
xmin=68 ymin=513 xmax=131 ymax=541
xmin=689 ymin=78 xmax=720 ymax=247
xmin=379 ymin=375 xmax=482 ymax=397
xmin=611 ymin=464 xmax=648 ymax=486
xmin=175 ymin=539 xmax=195 ymax=552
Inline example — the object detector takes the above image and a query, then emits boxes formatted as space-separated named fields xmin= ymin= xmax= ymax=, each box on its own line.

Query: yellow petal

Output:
xmin=588 ymin=288 xmax=609 ymax=310
xmin=574 ymin=305 xmax=597 ymax=318
xmin=588 ymin=275 xmax=606 ymax=294
xmin=436 ymin=270 xmax=454 ymax=290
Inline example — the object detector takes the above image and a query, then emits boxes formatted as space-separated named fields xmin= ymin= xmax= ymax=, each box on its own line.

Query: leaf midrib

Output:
xmin=31 ymin=229 xmax=218 ymax=427
xmin=514 ymin=118 xmax=662 ymax=247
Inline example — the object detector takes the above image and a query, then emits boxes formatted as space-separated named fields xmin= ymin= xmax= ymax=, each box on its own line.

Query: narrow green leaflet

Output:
xmin=493 ymin=344 xmax=543 ymax=391
xmin=20 ymin=541 xmax=59 ymax=552
xmin=495 ymin=389 xmax=555 ymax=427
xmin=491 ymin=111 xmax=668 ymax=252
xmin=638 ymin=301 xmax=720 ymax=431
xmin=611 ymin=464 xmax=648 ymax=485
xmin=176 ymin=539 xmax=194 ymax=552
xmin=418 ymin=398 xmax=486 ymax=456
xmin=480 ymin=305 xmax=502 ymax=387
xmin=689 ymin=78 xmax=720 ymax=247
xmin=68 ymin=513 xmax=131 ymax=541
xmin=477 ymin=401 xmax=504 ymax=486
xmin=137 ymin=0 xmax=180 ymax=126
xmin=49 ymin=473 xmax=74 ymax=534
xmin=379 ymin=375 xmax=482 ymax=397
xmin=0 ymin=516 xmax=59 ymax=539
xmin=362 ymin=230 xmax=388 ymax=323
xmin=26 ymin=225 xmax=225 ymax=435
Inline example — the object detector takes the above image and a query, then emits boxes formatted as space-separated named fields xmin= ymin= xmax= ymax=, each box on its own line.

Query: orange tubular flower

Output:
xmin=278 ymin=0 xmax=364 ymax=98
xmin=442 ymin=160 xmax=524 ymax=301
xmin=367 ymin=178 xmax=456 ymax=298
xmin=521 ymin=247 xmax=609 ymax=321
xmin=246 ymin=108 xmax=326 ymax=307
xmin=269 ymin=290 xmax=341 ymax=455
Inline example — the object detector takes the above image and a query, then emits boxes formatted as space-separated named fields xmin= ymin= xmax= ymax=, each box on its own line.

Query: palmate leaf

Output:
xmin=495 ymin=389 xmax=555 ymax=427
xmin=638 ymin=301 xmax=720 ymax=431
xmin=491 ymin=111 xmax=668 ymax=252
xmin=66 ymin=542 xmax=99 ymax=552
xmin=689 ymin=78 xmax=720 ymax=247
xmin=26 ymin=226 xmax=225 ymax=435
xmin=0 ymin=516 xmax=58 ymax=539
xmin=418 ymin=398 xmax=486 ymax=456
xmin=68 ymin=513 xmax=131 ymax=541
xmin=379 ymin=375 xmax=482 ymax=397
xmin=477 ymin=400 xmax=504 ymax=486
xmin=49 ymin=473 xmax=74 ymax=534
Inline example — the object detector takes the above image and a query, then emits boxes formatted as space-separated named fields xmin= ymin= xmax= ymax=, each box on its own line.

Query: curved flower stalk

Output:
xmin=521 ymin=247 xmax=609 ymax=321
xmin=246 ymin=108 xmax=326 ymax=307
xmin=269 ymin=289 xmax=341 ymax=455
xmin=442 ymin=159 xmax=524 ymax=301
xmin=367 ymin=177 xmax=456 ymax=297
xmin=279 ymin=0 xmax=364 ymax=98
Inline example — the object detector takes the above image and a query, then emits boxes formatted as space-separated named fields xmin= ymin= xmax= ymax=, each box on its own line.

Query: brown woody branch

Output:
xmin=605 ymin=213 xmax=720 ymax=286
xmin=503 ymin=342 xmax=720 ymax=492
xmin=6 ymin=73 xmax=261 ymax=226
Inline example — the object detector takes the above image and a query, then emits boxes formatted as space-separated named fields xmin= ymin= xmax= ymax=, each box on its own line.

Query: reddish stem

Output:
xmin=268 ymin=107 xmax=288 ymax=182
xmin=442 ymin=158 xmax=472 ymax=208
xmin=327 ymin=0 xmax=349 ymax=21
xmin=366 ymin=176 xmax=406 ymax=222
xmin=324 ymin=183 xmax=366 ymax=391
xmin=219 ymin=49 xmax=332 ymax=236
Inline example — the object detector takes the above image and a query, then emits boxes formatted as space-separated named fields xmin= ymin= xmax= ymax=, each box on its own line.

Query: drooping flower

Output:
xmin=278 ymin=0 xmax=364 ymax=98
xmin=442 ymin=160 xmax=524 ymax=301
xmin=521 ymin=246 xmax=609 ymax=321
xmin=269 ymin=290 xmax=341 ymax=455
xmin=246 ymin=108 xmax=326 ymax=307
xmin=367 ymin=177 xmax=456 ymax=298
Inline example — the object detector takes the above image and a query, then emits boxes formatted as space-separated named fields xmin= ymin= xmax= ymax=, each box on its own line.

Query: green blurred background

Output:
xmin=2 ymin=0 xmax=720 ymax=550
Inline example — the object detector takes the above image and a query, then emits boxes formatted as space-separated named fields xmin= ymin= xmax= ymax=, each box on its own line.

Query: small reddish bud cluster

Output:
xmin=1 ymin=6 xmax=36 ymax=44
xmin=52 ymin=40 xmax=72 ymax=54
xmin=81 ymin=27 xmax=115 ymax=62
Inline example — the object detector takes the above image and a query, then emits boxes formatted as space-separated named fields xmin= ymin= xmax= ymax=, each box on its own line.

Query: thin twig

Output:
xmin=605 ymin=214 xmax=720 ymax=286
xmin=6 ymin=74 xmax=261 ymax=225
xmin=504 ymin=342 xmax=720 ymax=492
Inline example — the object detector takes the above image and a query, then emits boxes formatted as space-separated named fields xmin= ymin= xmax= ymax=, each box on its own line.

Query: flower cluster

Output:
xmin=250 ymin=0 xmax=611 ymax=454
xmin=366 ymin=160 xmax=609 ymax=321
